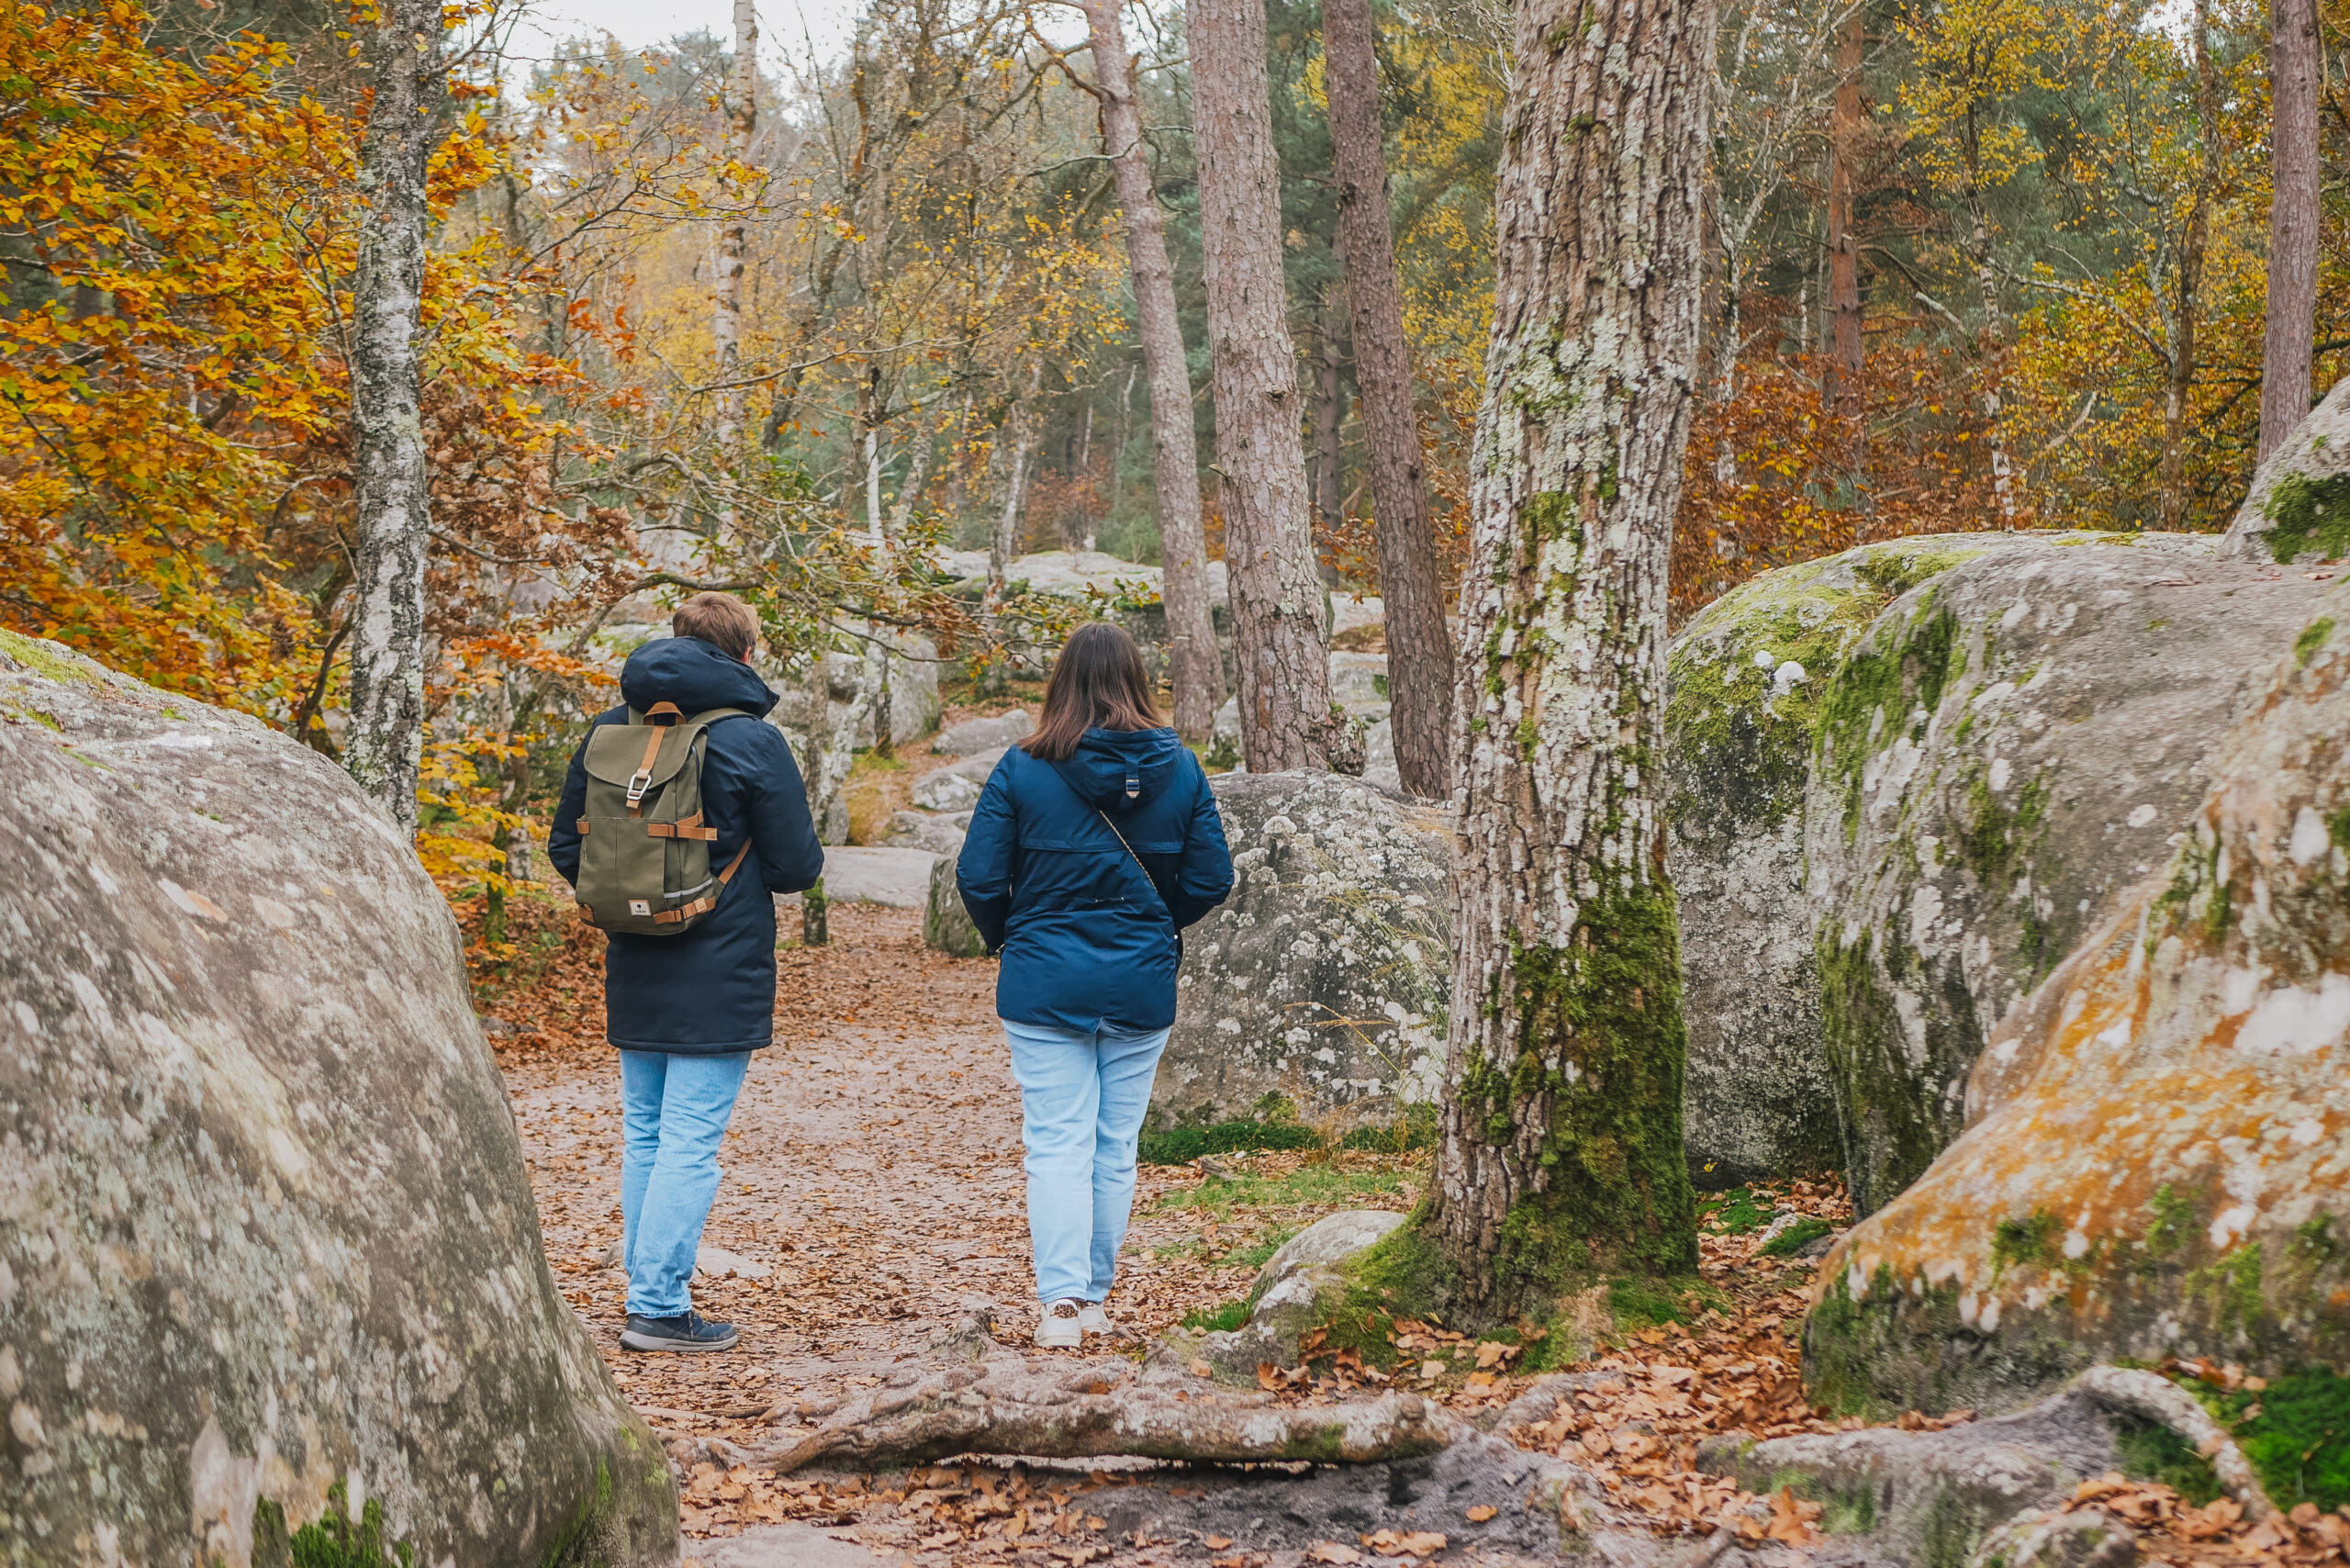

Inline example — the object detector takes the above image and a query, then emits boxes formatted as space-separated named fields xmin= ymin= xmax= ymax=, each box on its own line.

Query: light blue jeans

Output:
xmin=1003 ymin=1018 xmax=1170 ymax=1305
xmin=619 ymin=1049 xmax=751 ymax=1319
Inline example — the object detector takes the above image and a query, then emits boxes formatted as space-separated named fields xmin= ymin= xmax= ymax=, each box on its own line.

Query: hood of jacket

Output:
xmin=618 ymin=635 xmax=779 ymax=719
xmin=1048 ymin=725 xmax=1188 ymax=812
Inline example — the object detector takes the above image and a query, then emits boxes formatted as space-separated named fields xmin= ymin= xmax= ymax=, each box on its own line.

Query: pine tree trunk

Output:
xmin=343 ymin=0 xmax=445 ymax=834
xmin=1324 ymin=0 xmax=1455 ymax=798
xmin=1082 ymin=0 xmax=1225 ymax=740
xmin=2259 ymin=0 xmax=2320 ymax=460
xmin=1427 ymin=0 xmax=1708 ymax=1319
xmin=1822 ymin=0 xmax=1863 ymax=427
xmin=1192 ymin=0 xmax=1336 ymax=771
xmin=713 ymin=0 xmax=757 ymax=472
xmin=1312 ymin=297 xmax=1344 ymax=538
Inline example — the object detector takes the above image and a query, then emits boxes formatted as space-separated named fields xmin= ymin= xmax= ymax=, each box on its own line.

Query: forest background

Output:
xmin=6 ymin=0 xmax=2348 ymax=950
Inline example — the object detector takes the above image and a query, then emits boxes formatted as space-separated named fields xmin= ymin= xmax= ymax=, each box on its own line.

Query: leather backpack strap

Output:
xmin=653 ymin=840 xmax=754 ymax=924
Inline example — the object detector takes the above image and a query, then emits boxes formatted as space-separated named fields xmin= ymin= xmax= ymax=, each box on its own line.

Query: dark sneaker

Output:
xmin=621 ymin=1310 xmax=739 ymax=1353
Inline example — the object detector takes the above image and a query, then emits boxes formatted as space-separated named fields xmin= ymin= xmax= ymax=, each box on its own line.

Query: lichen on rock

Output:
xmin=0 ymin=636 xmax=676 ymax=1566
xmin=1803 ymin=586 xmax=2350 ymax=1416
xmin=1153 ymin=771 xmax=1451 ymax=1133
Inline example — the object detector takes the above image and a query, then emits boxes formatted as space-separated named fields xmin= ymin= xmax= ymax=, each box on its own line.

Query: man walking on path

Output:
xmin=549 ymin=593 xmax=826 ymax=1352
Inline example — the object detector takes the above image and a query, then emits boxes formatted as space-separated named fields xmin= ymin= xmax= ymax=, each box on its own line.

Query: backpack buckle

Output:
xmin=625 ymin=769 xmax=655 ymax=805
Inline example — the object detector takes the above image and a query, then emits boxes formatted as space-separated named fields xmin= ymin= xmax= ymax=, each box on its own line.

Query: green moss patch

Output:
xmin=1761 ymin=1217 xmax=1835 ymax=1257
xmin=253 ymin=1483 xmax=411 ymax=1568
xmin=2186 ymin=1367 xmax=2350 ymax=1512
xmin=2114 ymin=1415 xmax=2224 ymax=1505
xmin=2263 ymin=473 xmax=2350 ymax=564
xmin=1138 ymin=1118 xmax=1318 ymax=1165
xmin=2296 ymin=617 xmax=2337 ymax=667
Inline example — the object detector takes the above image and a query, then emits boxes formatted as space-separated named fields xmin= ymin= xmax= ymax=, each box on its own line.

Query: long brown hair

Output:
xmin=1021 ymin=622 xmax=1162 ymax=761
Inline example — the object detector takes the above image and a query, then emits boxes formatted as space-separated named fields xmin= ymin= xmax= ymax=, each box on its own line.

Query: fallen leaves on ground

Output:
xmin=2068 ymin=1473 xmax=2350 ymax=1562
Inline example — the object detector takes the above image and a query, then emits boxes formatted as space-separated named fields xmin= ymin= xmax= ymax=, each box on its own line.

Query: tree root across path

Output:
xmin=755 ymin=1315 xmax=1469 ymax=1475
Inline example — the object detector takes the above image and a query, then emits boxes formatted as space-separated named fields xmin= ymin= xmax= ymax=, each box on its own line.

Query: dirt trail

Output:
xmin=498 ymin=908 xmax=1310 ymax=1466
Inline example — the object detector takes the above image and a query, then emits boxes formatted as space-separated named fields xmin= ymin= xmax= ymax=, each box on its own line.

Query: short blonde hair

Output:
xmin=672 ymin=592 xmax=758 ymax=658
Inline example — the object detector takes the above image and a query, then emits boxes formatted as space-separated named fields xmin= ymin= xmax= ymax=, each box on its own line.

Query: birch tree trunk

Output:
xmin=2259 ymin=0 xmax=2320 ymax=461
xmin=1427 ymin=0 xmax=1707 ymax=1318
xmin=1324 ymin=0 xmax=1455 ymax=798
xmin=1192 ymin=0 xmax=1336 ymax=771
xmin=343 ymin=0 xmax=446 ymax=834
xmin=713 ymin=0 xmax=757 ymax=477
xmin=1081 ymin=0 xmax=1225 ymax=740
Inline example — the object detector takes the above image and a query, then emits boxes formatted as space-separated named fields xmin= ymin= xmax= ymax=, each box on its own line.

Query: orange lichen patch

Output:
xmin=1807 ymin=589 xmax=2350 ymax=1413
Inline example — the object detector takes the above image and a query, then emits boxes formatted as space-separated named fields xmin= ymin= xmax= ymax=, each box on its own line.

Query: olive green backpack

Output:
xmin=572 ymin=700 xmax=754 ymax=935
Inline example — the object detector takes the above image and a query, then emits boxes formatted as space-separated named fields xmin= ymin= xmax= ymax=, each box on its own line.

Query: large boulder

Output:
xmin=1803 ymin=587 xmax=2350 ymax=1415
xmin=1152 ymin=772 xmax=1450 ymax=1132
xmin=1664 ymin=532 xmax=2330 ymax=1206
xmin=2223 ymin=372 xmax=2350 ymax=564
xmin=923 ymin=850 xmax=988 ymax=958
xmin=0 ymin=634 xmax=674 ymax=1566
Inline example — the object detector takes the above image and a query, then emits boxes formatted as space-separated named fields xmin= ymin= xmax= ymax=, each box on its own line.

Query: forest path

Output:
xmin=498 ymin=905 xmax=1367 ymax=1560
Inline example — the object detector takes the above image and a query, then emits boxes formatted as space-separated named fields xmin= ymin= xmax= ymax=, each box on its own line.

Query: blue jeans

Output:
xmin=1003 ymin=1018 xmax=1170 ymax=1305
xmin=619 ymin=1049 xmax=751 ymax=1318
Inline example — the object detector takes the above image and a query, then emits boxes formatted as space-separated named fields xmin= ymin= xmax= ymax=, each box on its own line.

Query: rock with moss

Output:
xmin=1805 ymin=588 xmax=2350 ymax=1420
xmin=1152 ymin=772 xmax=1450 ymax=1134
xmin=0 ymin=635 xmax=677 ymax=1567
xmin=1159 ymin=1210 xmax=1409 ymax=1383
xmin=1665 ymin=531 xmax=2316 ymax=1196
xmin=1670 ymin=534 xmax=2033 ymax=1185
xmin=2223 ymin=372 xmax=2350 ymax=565
xmin=923 ymin=848 xmax=988 ymax=958
xmin=1801 ymin=535 xmax=2337 ymax=1212
xmin=1699 ymin=1377 xmax=2143 ymax=1568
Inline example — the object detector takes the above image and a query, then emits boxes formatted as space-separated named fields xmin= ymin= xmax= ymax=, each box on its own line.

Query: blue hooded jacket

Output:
xmin=547 ymin=636 xmax=827 ymax=1054
xmin=957 ymin=728 xmax=1234 ymax=1033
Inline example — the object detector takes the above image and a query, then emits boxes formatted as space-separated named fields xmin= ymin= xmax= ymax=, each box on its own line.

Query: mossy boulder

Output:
xmin=1666 ymin=532 xmax=2324 ymax=1201
xmin=2223 ymin=372 xmax=2350 ymax=566
xmin=0 ymin=638 xmax=676 ymax=1566
xmin=1152 ymin=772 xmax=1450 ymax=1134
xmin=1802 ymin=538 xmax=2332 ymax=1213
xmin=1805 ymin=586 xmax=2350 ymax=1416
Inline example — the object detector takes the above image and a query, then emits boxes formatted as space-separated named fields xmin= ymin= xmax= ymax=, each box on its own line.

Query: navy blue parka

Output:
xmin=957 ymin=728 xmax=1234 ymax=1033
xmin=548 ymin=636 xmax=827 ymax=1054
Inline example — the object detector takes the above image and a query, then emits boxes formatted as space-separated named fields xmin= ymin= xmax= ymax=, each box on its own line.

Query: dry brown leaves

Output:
xmin=2069 ymin=1474 xmax=2350 ymax=1563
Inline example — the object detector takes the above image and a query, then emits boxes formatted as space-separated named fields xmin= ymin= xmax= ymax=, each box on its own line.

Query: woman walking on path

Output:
xmin=957 ymin=623 xmax=1235 ymax=1349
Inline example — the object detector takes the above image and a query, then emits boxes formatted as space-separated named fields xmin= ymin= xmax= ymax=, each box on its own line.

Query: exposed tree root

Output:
xmin=2071 ymin=1365 xmax=2276 ymax=1518
xmin=755 ymin=1316 xmax=1468 ymax=1475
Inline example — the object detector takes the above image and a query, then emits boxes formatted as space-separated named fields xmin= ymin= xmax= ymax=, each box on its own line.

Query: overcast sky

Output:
xmin=497 ymin=0 xmax=852 ymax=79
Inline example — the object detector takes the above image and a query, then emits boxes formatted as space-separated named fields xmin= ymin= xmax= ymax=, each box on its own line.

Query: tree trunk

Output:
xmin=2259 ymin=0 xmax=2320 ymax=460
xmin=713 ymin=0 xmax=757 ymax=475
xmin=1082 ymin=0 xmax=1225 ymax=740
xmin=1966 ymin=199 xmax=2018 ymax=525
xmin=1192 ymin=0 xmax=1336 ymax=771
xmin=343 ymin=0 xmax=445 ymax=834
xmin=1427 ymin=0 xmax=1707 ymax=1319
xmin=1312 ymin=295 xmax=1345 ymax=540
xmin=987 ymin=372 xmax=1043 ymax=621
xmin=1324 ymin=0 xmax=1455 ymax=798
xmin=2158 ymin=0 xmax=2221 ymax=528
xmin=1822 ymin=0 xmax=1863 ymax=427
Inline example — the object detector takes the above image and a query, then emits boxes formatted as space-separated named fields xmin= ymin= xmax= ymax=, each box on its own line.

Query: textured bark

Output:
xmin=343 ymin=0 xmax=445 ymax=834
xmin=2259 ymin=0 xmax=2321 ymax=460
xmin=1427 ymin=0 xmax=1708 ymax=1317
xmin=713 ymin=0 xmax=757 ymax=468
xmin=1192 ymin=0 xmax=1336 ymax=770
xmin=1325 ymin=0 xmax=1455 ymax=798
xmin=757 ymin=1327 xmax=1464 ymax=1474
xmin=1083 ymin=0 xmax=1224 ymax=739
xmin=1311 ymin=300 xmax=1345 ymax=539
xmin=1821 ymin=1 xmax=1863 ymax=424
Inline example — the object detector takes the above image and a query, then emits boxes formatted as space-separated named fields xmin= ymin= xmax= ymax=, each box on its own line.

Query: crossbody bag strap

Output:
xmin=1095 ymin=809 xmax=1172 ymax=920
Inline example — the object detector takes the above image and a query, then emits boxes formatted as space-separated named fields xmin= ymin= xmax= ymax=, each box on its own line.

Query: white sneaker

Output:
xmin=1036 ymin=1298 xmax=1085 ymax=1350
xmin=1079 ymin=1302 xmax=1112 ymax=1336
